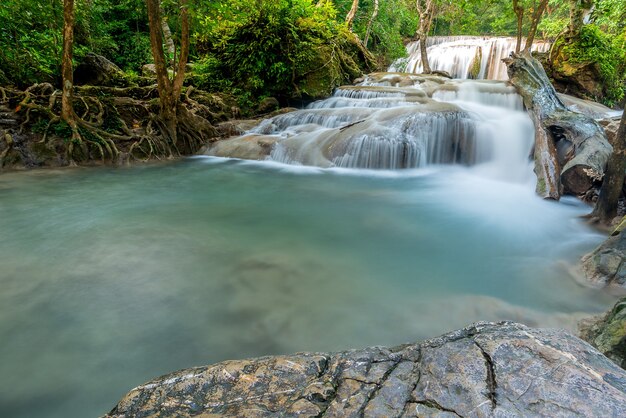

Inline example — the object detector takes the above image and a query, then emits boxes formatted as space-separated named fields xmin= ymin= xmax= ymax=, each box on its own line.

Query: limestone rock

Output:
xmin=580 ymin=298 xmax=626 ymax=369
xmin=209 ymin=134 xmax=278 ymax=161
xmin=105 ymin=322 xmax=626 ymax=417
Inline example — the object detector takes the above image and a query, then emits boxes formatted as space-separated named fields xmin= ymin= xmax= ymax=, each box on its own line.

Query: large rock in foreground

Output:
xmin=106 ymin=322 xmax=626 ymax=417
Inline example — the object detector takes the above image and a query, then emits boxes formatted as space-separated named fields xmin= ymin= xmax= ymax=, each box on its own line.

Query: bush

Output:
xmin=192 ymin=0 xmax=373 ymax=103
xmin=560 ymin=25 xmax=625 ymax=105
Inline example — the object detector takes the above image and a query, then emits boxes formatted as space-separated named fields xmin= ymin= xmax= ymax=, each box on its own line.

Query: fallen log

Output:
xmin=504 ymin=52 xmax=612 ymax=198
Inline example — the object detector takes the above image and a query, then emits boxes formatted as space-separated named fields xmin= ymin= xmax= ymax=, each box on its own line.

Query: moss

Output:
xmin=468 ymin=48 xmax=482 ymax=80
xmin=536 ymin=177 xmax=547 ymax=195
xmin=553 ymin=25 xmax=626 ymax=106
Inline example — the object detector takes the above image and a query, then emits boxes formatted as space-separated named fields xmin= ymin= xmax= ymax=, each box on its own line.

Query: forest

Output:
xmin=2 ymin=1 xmax=626 ymax=417
xmin=0 ymin=0 xmax=622 ymax=167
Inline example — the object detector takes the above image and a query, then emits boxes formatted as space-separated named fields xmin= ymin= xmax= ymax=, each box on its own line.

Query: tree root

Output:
xmin=0 ymin=132 xmax=14 ymax=168
xmin=11 ymin=83 xmax=220 ymax=166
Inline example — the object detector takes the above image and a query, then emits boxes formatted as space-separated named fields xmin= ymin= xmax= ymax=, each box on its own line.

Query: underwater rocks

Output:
xmin=105 ymin=322 xmax=626 ymax=417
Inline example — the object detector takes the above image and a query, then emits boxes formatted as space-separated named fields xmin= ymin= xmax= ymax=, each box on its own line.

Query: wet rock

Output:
xmin=209 ymin=134 xmax=279 ymax=160
xmin=581 ymin=230 xmax=626 ymax=287
xmin=580 ymin=298 xmax=626 ymax=369
xmin=105 ymin=322 xmax=626 ymax=417
xmin=599 ymin=116 xmax=624 ymax=146
xmin=216 ymin=120 xmax=263 ymax=137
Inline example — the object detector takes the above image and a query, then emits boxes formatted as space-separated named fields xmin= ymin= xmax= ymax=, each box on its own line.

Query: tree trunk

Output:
xmin=504 ymin=52 xmax=613 ymax=199
xmin=568 ymin=0 xmax=594 ymax=39
xmin=592 ymin=110 xmax=626 ymax=223
xmin=161 ymin=16 xmax=175 ymax=68
xmin=61 ymin=0 xmax=79 ymax=140
xmin=145 ymin=0 xmax=190 ymax=144
xmin=363 ymin=0 xmax=379 ymax=48
xmin=416 ymin=0 xmax=435 ymax=74
xmin=523 ymin=0 xmax=549 ymax=52
xmin=345 ymin=0 xmax=359 ymax=32
xmin=513 ymin=0 xmax=524 ymax=53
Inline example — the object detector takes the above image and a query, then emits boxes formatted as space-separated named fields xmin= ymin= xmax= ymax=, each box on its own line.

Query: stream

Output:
xmin=0 ymin=60 xmax=619 ymax=417
xmin=0 ymin=156 xmax=615 ymax=418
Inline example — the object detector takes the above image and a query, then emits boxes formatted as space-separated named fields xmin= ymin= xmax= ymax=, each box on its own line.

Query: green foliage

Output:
xmin=559 ymin=24 xmax=625 ymax=105
xmin=0 ymin=0 xmax=62 ymax=86
xmin=0 ymin=0 xmax=150 ymax=87
xmin=192 ymin=0 xmax=369 ymax=102
xmin=336 ymin=0 xmax=418 ymax=63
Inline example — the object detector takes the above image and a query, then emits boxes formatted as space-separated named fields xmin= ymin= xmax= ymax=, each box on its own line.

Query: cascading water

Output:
xmin=389 ymin=36 xmax=551 ymax=80
xmin=1 ymin=75 xmax=616 ymax=418
xmin=209 ymin=72 xmax=534 ymax=182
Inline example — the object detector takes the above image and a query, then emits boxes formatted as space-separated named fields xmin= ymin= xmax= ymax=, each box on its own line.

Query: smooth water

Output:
xmin=0 ymin=158 xmax=616 ymax=418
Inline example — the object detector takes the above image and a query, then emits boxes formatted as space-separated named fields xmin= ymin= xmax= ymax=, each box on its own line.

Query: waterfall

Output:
xmin=390 ymin=36 xmax=551 ymax=80
xmin=208 ymin=72 xmax=534 ymax=182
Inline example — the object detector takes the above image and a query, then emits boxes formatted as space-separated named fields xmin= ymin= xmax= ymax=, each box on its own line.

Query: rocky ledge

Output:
xmin=106 ymin=322 xmax=626 ymax=417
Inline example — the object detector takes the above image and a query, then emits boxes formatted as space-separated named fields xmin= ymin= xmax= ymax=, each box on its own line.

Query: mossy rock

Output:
xmin=580 ymin=298 xmax=626 ymax=369
xmin=298 ymin=31 xmax=375 ymax=99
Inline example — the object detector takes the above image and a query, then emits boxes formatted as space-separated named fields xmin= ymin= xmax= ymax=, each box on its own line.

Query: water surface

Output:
xmin=0 ymin=158 xmax=614 ymax=417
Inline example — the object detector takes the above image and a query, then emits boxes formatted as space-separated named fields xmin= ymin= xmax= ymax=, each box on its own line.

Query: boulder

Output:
xmin=141 ymin=64 xmax=157 ymax=77
xmin=580 ymin=298 xmax=626 ymax=369
xmin=257 ymin=97 xmax=280 ymax=114
xmin=74 ymin=53 xmax=125 ymax=86
xmin=208 ymin=134 xmax=279 ymax=160
xmin=105 ymin=322 xmax=626 ymax=417
xmin=581 ymin=230 xmax=626 ymax=287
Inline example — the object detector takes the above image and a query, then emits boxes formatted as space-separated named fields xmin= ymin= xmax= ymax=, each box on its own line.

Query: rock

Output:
xmin=74 ymin=53 xmax=126 ymax=87
xmin=208 ymin=134 xmax=279 ymax=160
xmin=105 ymin=322 xmax=626 ymax=417
xmin=599 ymin=116 xmax=624 ymax=146
xmin=581 ymin=230 xmax=626 ymax=287
xmin=580 ymin=298 xmax=626 ymax=369
xmin=216 ymin=120 xmax=264 ymax=137
xmin=257 ymin=97 xmax=280 ymax=114
xmin=141 ymin=64 xmax=157 ymax=77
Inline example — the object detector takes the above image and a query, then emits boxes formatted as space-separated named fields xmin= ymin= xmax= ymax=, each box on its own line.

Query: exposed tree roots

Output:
xmin=0 ymin=83 xmax=226 ymax=167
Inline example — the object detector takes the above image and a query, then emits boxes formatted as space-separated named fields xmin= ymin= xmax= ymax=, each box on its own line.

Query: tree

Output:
xmin=61 ymin=0 xmax=80 ymax=145
xmin=568 ymin=0 xmax=594 ymax=39
xmin=525 ymin=0 xmax=550 ymax=52
xmin=416 ymin=0 xmax=435 ymax=74
xmin=592 ymin=110 xmax=626 ymax=224
xmin=364 ymin=0 xmax=379 ymax=48
xmin=145 ymin=0 xmax=189 ymax=145
xmin=512 ymin=0 xmax=550 ymax=53
xmin=513 ymin=0 xmax=524 ymax=53
xmin=345 ymin=0 xmax=359 ymax=32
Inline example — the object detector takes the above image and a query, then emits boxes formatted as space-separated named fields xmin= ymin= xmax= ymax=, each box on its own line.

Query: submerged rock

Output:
xmin=580 ymin=298 xmax=626 ymax=369
xmin=105 ymin=322 xmax=626 ymax=417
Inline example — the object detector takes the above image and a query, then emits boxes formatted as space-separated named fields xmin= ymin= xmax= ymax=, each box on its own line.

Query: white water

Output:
xmin=1 ymin=75 xmax=618 ymax=418
xmin=390 ymin=36 xmax=551 ymax=80
xmin=227 ymin=74 xmax=534 ymax=181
